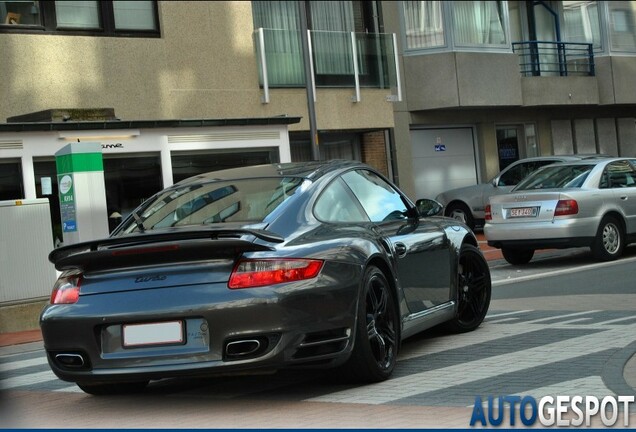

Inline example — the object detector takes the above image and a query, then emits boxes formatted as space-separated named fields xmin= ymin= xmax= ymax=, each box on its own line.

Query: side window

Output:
xmin=342 ymin=170 xmax=409 ymax=223
xmin=603 ymin=161 xmax=636 ymax=189
xmin=314 ymin=179 xmax=368 ymax=223
xmin=498 ymin=160 xmax=556 ymax=186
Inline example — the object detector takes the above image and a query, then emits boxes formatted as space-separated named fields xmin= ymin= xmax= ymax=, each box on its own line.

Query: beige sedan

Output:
xmin=485 ymin=158 xmax=636 ymax=264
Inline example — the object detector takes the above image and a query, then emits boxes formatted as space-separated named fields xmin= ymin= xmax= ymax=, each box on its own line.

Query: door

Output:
xmin=410 ymin=127 xmax=478 ymax=200
xmin=341 ymin=169 xmax=451 ymax=314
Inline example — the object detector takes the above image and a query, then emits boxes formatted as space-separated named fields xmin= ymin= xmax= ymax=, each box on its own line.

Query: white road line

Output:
xmin=596 ymin=315 xmax=636 ymax=325
xmin=0 ymin=370 xmax=60 ymax=390
xmin=487 ymin=310 xmax=533 ymax=319
xmin=485 ymin=317 xmax=522 ymax=324
xmin=492 ymin=255 xmax=636 ymax=286
xmin=0 ymin=357 xmax=48 ymax=372
xmin=521 ymin=310 xmax=602 ymax=325
xmin=54 ymin=385 xmax=83 ymax=393
xmin=307 ymin=323 xmax=636 ymax=405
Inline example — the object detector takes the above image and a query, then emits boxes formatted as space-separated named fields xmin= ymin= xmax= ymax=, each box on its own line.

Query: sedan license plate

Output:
xmin=509 ymin=207 xmax=539 ymax=218
xmin=123 ymin=321 xmax=184 ymax=348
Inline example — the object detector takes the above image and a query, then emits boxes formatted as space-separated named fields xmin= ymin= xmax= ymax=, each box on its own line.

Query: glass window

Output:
xmin=171 ymin=149 xmax=280 ymax=184
xmin=119 ymin=177 xmax=305 ymax=233
xmin=402 ymin=0 xmax=445 ymax=49
xmin=113 ymin=0 xmax=156 ymax=30
xmin=600 ymin=160 xmax=636 ymax=189
xmin=55 ymin=0 xmax=100 ymax=29
xmin=342 ymin=170 xmax=409 ymax=223
xmin=314 ymin=178 xmax=368 ymax=223
xmin=0 ymin=1 xmax=41 ymax=26
xmin=498 ymin=160 xmax=559 ymax=187
xmin=103 ymin=154 xmax=162 ymax=232
xmin=515 ymin=164 xmax=593 ymax=190
xmin=0 ymin=159 xmax=23 ymax=200
xmin=562 ymin=1 xmax=602 ymax=49
xmin=33 ymin=159 xmax=62 ymax=244
xmin=0 ymin=1 xmax=160 ymax=36
xmin=608 ymin=1 xmax=636 ymax=52
xmin=452 ymin=1 xmax=506 ymax=46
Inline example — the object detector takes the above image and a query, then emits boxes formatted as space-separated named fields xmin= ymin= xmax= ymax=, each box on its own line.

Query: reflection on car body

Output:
xmin=40 ymin=160 xmax=491 ymax=395
xmin=485 ymin=158 xmax=636 ymax=264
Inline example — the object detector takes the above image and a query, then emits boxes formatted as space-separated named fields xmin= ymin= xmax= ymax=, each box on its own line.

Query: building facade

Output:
xmin=0 ymin=0 xmax=400 ymax=239
xmin=2 ymin=1 xmax=636 ymax=227
xmin=382 ymin=0 xmax=636 ymax=200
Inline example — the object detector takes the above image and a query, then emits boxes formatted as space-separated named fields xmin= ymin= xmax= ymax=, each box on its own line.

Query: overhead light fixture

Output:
xmin=58 ymin=130 xmax=140 ymax=141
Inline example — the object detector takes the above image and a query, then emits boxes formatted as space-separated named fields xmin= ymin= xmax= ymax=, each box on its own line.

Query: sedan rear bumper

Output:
xmin=484 ymin=217 xmax=598 ymax=250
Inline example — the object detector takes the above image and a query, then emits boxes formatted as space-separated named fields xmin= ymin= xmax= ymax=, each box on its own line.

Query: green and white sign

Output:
xmin=58 ymin=174 xmax=77 ymax=232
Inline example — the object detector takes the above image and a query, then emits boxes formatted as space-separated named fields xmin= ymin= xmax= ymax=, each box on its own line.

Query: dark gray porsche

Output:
xmin=40 ymin=160 xmax=491 ymax=395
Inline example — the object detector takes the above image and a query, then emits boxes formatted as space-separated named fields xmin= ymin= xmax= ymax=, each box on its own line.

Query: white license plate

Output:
xmin=123 ymin=321 xmax=184 ymax=347
xmin=509 ymin=207 xmax=539 ymax=218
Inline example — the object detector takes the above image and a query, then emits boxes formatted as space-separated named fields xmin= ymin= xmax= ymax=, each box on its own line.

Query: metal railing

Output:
xmin=512 ymin=41 xmax=595 ymax=77
xmin=254 ymin=28 xmax=402 ymax=103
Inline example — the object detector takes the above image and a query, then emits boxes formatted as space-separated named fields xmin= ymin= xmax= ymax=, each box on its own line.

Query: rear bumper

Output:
xmin=484 ymin=217 xmax=597 ymax=250
xmin=40 ymin=261 xmax=361 ymax=384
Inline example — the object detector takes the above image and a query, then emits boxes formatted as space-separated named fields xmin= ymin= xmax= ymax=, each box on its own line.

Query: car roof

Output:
xmin=513 ymin=154 xmax=611 ymax=163
xmin=531 ymin=156 xmax=631 ymax=167
xmin=175 ymin=160 xmax=365 ymax=186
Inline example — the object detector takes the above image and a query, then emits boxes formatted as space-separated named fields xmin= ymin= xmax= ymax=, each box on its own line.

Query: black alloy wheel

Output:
xmin=446 ymin=244 xmax=491 ymax=333
xmin=343 ymin=266 xmax=398 ymax=383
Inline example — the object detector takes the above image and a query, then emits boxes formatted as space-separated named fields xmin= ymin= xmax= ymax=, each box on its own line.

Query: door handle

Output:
xmin=394 ymin=242 xmax=407 ymax=258
xmin=620 ymin=196 xmax=628 ymax=200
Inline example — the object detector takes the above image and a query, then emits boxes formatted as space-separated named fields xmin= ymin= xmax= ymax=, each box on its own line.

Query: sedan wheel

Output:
xmin=591 ymin=216 xmax=624 ymax=261
xmin=77 ymin=380 xmax=149 ymax=396
xmin=501 ymin=248 xmax=534 ymax=265
xmin=445 ymin=244 xmax=491 ymax=333
xmin=446 ymin=203 xmax=475 ymax=231
xmin=343 ymin=266 xmax=398 ymax=383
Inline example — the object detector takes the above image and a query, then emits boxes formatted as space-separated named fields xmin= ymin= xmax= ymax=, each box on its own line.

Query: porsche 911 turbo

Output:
xmin=41 ymin=160 xmax=491 ymax=395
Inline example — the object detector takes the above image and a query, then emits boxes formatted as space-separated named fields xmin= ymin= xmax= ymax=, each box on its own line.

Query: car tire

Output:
xmin=444 ymin=244 xmax=491 ymax=333
xmin=591 ymin=216 xmax=624 ymax=261
xmin=342 ymin=265 xmax=399 ymax=383
xmin=446 ymin=202 xmax=475 ymax=231
xmin=77 ymin=380 xmax=149 ymax=396
xmin=501 ymin=248 xmax=534 ymax=265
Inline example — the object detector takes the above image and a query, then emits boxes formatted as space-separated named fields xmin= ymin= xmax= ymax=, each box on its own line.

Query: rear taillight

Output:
xmin=228 ymin=259 xmax=323 ymax=289
xmin=50 ymin=270 xmax=82 ymax=304
xmin=555 ymin=199 xmax=578 ymax=216
xmin=485 ymin=205 xmax=492 ymax=221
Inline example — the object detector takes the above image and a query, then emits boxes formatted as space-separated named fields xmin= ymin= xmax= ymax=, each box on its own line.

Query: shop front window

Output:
xmin=34 ymin=159 xmax=62 ymax=245
xmin=171 ymin=149 xmax=280 ymax=184
xmin=0 ymin=159 xmax=23 ymax=200
xmin=104 ymin=154 xmax=162 ymax=232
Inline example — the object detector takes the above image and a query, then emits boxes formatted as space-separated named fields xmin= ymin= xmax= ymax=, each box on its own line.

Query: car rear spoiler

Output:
xmin=49 ymin=228 xmax=284 ymax=272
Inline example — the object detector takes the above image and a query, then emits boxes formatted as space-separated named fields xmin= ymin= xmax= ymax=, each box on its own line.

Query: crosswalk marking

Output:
xmin=0 ymin=356 xmax=48 ymax=372
xmin=306 ymin=323 xmax=635 ymax=405
xmin=486 ymin=310 xmax=533 ymax=319
xmin=0 ymin=370 xmax=60 ymax=390
xmin=521 ymin=310 xmax=602 ymax=325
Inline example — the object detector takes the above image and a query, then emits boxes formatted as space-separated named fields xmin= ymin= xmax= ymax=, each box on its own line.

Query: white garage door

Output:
xmin=410 ymin=127 xmax=478 ymax=199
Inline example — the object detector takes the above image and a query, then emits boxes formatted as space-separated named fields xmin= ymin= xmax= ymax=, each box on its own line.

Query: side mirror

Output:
xmin=415 ymin=198 xmax=443 ymax=217
xmin=491 ymin=177 xmax=499 ymax=187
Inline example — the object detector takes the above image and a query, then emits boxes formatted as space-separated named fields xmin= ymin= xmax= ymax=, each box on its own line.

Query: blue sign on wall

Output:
xmin=435 ymin=144 xmax=447 ymax=152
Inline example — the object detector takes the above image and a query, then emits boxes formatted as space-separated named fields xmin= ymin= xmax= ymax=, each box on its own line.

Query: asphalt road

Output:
xmin=2 ymin=249 xmax=635 ymax=428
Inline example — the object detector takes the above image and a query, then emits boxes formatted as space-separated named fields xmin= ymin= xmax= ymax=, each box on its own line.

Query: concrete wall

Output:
xmin=521 ymin=77 xmax=599 ymax=106
xmin=0 ymin=1 xmax=395 ymax=132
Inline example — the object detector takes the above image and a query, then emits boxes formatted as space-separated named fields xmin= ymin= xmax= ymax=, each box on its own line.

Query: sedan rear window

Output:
xmin=119 ymin=177 xmax=306 ymax=233
xmin=514 ymin=165 xmax=594 ymax=190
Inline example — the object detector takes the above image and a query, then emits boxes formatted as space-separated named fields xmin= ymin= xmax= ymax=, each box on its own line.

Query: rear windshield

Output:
xmin=118 ymin=177 xmax=306 ymax=234
xmin=514 ymin=165 xmax=594 ymax=191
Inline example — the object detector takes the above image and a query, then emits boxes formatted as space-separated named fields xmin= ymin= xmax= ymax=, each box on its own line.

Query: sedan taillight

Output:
xmin=485 ymin=205 xmax=492 ymax=221
xmin=228 ymin=259 xmax=323 ymax=289
xmin=50 ymin=270 xmax=82 ymax=304
xmin=555 ymin=199 xmax=579 ymax=216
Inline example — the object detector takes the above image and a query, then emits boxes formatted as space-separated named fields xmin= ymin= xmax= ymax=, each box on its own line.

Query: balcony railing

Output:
xmin=254 ymin=28 xmax=401 ymax=103
xmin=512 ymin=41 xmax=595 ymax=77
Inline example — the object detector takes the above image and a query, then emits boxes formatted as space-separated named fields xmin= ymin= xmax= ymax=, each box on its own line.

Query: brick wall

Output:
xmin=361 ymin=131 xmax=388 ymax=177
